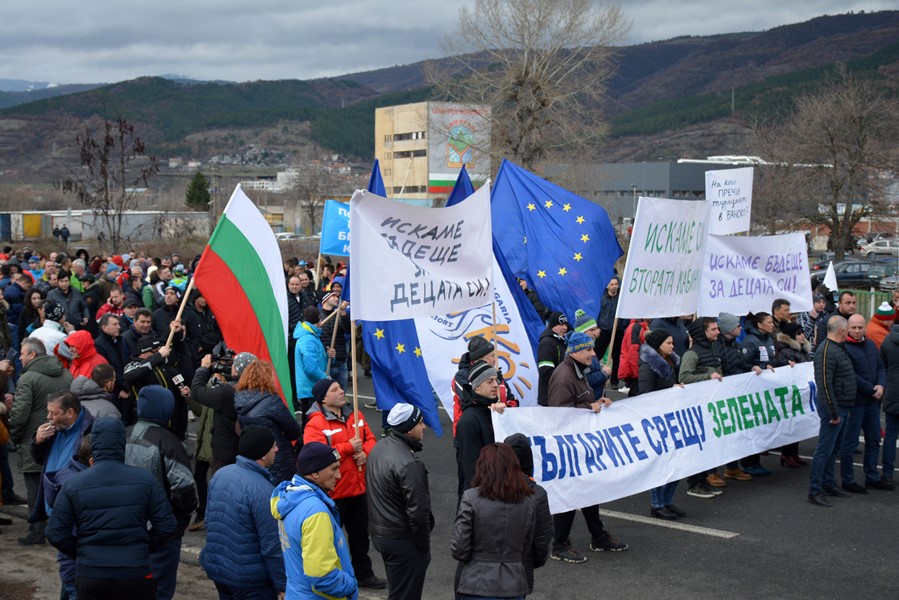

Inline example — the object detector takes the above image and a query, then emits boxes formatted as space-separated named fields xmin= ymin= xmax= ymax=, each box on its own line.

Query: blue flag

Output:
xmin=319 ymin=199 xmax=350 ymax=256
xmin=448 ymin=166 xmax=543 ymax=352
xmin=492 ymin=160 xmax=623 ymax=321
xmin=357 ymin=161 xmax=443 ymax=435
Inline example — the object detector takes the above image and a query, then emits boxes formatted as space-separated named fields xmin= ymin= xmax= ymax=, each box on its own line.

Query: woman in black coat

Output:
xmin=638 ymin=329 xmax=684 ymax=520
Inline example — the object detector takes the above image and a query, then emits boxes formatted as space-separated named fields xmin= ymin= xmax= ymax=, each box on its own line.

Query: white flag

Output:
xmin=823 ymin=261 xmax=838 ymax=291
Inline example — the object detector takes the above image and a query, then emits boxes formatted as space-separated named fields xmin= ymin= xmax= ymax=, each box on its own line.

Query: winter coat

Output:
xmin=123 ymin=341 xmax=189 ymax=440
xmin=649 ymin=317 xmax=690 ymax=359
xmin=293 ymin=321 xmax=328 ymax=399
xmin=536 ymin=325 xmax=567 ymax=406
xmin=4 ymin=281 xmax=25 ymax=328
xmin=366 ymin=430 xmax=433 ymax=552
xmin=45 ymin=417 xmax=177 ymax=580
xmin=64 ymin=330 xmax=108 ymax=378
xmin=547 ymin=355 xmax=594 ymax=409
xmin=93 ymin=330 xmax=130 ymax=398
xmin=814 ymin=338 xmax=857 ymax=420
xmin=618 ymin=320 xmax=648 ymax=381
xmin=844 ymin=335 xmax=886 ymax=405
xmin=319 ymin=306 xmax=350 ymax=362
xmin=879 ymin=325 xmax=899 ymax=415
xmin=866 ymin=317 xmax=891 ymax=350
xmin=271 ymin=475 xmax=358 ymax=600
xmin=189 ymin=367 xmax=239 ymax=465
xmin=201 ymin=456 xmax=286 ymax=592
xmin=30 ymin=320 xmax=68 ymax=356
xmin=48 ymin=287 xmax=89 ymax=327
xmin=451 ymin=488 xmax=535 ymax=598
xmin=456 ymin=399 xmax=495 ymax=491
xmin=70 ymin=376 xmax=121 ymax=420
xmin=716 ymin=335 xmax=751 ymax=376
xmin=775 ymin=333 xmax=812 ymax=366
xmin=234 ymin=389 xmax=300 ymax=485
xmin=303 ymin=403 xmax=376 ymax=500
xmin=152 ymin=304 xmax=199 ymax=379
xmin=192 ymin=306 xmax=223 ymax=358
xmin=9 ymin=354 xmax=74 ymax=473
xmin=740 ymin=325 xmax=785 ymax=370
xmin=678 ymin=320 xmax=721 ymax=385
xmin=287 ymin=288 xmax=317 ymax=333
xmin=451 ymin=354 xmax=517 ymax=436
xmin=639 ymin=344 xmax=681 ymax=394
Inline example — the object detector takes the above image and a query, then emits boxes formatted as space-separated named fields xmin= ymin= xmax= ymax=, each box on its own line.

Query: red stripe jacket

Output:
xmin=303 ymin=403 xmax=376 ymax=499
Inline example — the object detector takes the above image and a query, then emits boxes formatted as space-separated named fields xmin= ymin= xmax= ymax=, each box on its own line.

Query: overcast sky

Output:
xmin=1 ymin=0 xmax=894 ymax=85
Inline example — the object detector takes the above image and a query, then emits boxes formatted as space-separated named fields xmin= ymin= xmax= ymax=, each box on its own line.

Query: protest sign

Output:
xmin=699 ymin=232 xmax=812 ymax=315
xmin=349 ymin=185 xmax=493 ymax=321
xmin=706 ymin=167 xmax=753 ymax=235
xmin=320 ymin=199 xmax=350 ymax=256
xmin=493 ymin=363 xmax=818 ymax=514
xmin=617 ymin=197 xmax=711 ymax=318
xmin=417 ymin=254 xmax=540 ymax=413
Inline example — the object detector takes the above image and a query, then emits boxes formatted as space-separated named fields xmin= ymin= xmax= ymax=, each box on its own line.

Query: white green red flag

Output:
xmin=193 ymin=184 xmax=294 ymax=407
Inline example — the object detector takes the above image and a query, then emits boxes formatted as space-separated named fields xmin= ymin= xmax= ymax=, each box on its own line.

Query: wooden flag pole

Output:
xmin=164 ymin=278 xmax=196 ymax=348
xmin=349 ymin=317 xmax=360 ymax=440
xmin=313 ymin=250 xmax=323 ymax=288
xmin=326 ymin=304 xmax=344 ymax=372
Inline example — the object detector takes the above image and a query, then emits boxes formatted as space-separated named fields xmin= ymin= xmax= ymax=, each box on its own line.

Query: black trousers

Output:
xmin=194 ymin=459 xmax=210 ymax=520
xmin=76 ymin=576 xmax=155 ymax=600
xmin=372 ymin=536 xmax=430 ymax=600
xmin=595 ymin=326 xmax=626 ymax=384
xmin=552 ymin=504 xmax=605 ymax=546
xmin=334 ymin=494 xmax=374 ymax=579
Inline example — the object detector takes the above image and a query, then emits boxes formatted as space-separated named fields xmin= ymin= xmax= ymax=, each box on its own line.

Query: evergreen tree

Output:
xmin=185 ymin=171 xmax=212 ymax=210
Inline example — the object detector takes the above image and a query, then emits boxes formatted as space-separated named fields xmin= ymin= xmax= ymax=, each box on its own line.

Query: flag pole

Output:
xmin=326 ymin=303 xmax=344 ymax=372
xmin=164 ymin=278 xmax=196 ymax=348
xmin=314 ymin=250 xmax=323 ymax=288
xmin=349 ymin=317 xmax=362 ymax=471
xmin=491 ymin=300 xmax=498 ymax=349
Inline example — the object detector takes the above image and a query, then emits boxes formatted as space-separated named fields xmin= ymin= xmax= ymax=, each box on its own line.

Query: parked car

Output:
xmin=810 ymin=259 xmax=899 ymax=290
xmin=275 ymin=232 xmax=303 ymax=241
xmin=861 ymin=239 xmax=899 ymax=258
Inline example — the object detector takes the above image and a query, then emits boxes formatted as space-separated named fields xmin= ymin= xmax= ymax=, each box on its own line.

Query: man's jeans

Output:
xmin=809 ymin=407 xmax=850 ymax=496
xmin=840 ymin=401 xmax=881 ymax=485
xmin=328 ymin=360 xmax=348 ymax=393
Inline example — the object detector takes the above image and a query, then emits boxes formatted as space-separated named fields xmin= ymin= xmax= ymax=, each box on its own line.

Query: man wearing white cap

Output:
xmin=365 ymin=403 xmax=432 ymax=600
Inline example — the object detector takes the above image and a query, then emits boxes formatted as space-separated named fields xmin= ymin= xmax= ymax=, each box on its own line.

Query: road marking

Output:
xmin=599 ymin=509 xmax=740 ymax=539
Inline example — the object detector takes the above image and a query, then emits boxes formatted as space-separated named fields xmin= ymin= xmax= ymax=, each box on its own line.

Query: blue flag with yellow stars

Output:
xmin=492 ymin=159 xmax=623 ymax=321
xmin=357 ymin=160 xmax=443 ymax=435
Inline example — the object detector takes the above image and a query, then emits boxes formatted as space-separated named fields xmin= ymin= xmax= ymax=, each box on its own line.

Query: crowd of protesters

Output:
xmin=2 ymin=242 xmax=898 ymax=600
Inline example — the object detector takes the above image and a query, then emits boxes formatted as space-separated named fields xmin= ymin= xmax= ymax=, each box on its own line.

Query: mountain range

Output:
xmin=1 ymin=10 xmax=897 ymax=180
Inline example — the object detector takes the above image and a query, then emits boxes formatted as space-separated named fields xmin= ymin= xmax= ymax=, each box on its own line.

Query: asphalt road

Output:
xmin=4 ymin=374 xmax=897 ymax=600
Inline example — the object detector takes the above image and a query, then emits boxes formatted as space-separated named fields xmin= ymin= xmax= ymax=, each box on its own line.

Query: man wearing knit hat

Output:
xmin=202 ymin=426 xmax=286 ymax=598
xmin=573 ymin=309 xmax=612 ymax=399
xmin=537 ymin=311 xmax=569 ymax=406
xmin=366 ymin=403 xmax=432 ymax=600
xmin=547 ymin=331 xmax=626 ymax=562
xmin=456 ymin=360 xmax=502 ymax=495
xmin=304 ymin=378 xmax=385 ymax=589
xmin=272 ymin=441 xmax=357 ymax=599
xmin=866 ymin=301 xmax=895 ymax=349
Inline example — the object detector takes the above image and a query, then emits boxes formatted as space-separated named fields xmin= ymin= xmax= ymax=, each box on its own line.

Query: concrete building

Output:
xmin=374 ymin=101 xmax=491 ymax=206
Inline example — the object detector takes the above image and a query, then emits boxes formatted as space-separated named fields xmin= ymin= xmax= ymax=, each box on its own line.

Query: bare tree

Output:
xmin=426 ymin=0 xmax=630 ymax=170
xmin=292 ymin=153 xmax=339 ymax=235
xmin=756 ymin=70 xmax=899 ymax=260
xmin=58 ymin=116 xmax=159 ymax=251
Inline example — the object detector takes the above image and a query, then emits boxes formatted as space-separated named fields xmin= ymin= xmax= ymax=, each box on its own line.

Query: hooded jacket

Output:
xmin=294 ymin=321 xmax=328 ymax=399
xmin=775 ymin=333 xmax=811 ymax=365
xmin=536 ymin=325 xmax=567 ymax=406
xmin=639 ymin=344 xmax=681 ymax=394
xmin=45 ymin=417 xmax=177 ymax=580
xmin=618 ymin=320 xmax=648 ymax=381
xmin=63 ymin=330 xmax=109 ymax=378
xmin=70 ymin=375 xmax=121 ymax=420
xmin=678 ymin=320 xmax=722 ymax=384
xmin=9 ymin=353 xmax=74 ymax=473
xmin=303 ymin=403 xmax=376 ymax=500
xmin=880 ymin=325 xmax=899 ymax=415
xmin=201 ymin=456 xmax=287 ymax=592
xmin=234 ymin=389 xmax=301 ymax=485
xmin=271 ymin=475 xmax=358 ymax=600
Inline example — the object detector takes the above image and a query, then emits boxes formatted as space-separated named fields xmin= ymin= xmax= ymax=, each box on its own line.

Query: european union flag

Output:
xmin=356 ymin=160 xmax=443 ymax=435
xmin=492 ymin=159 xmax=623 ymax=321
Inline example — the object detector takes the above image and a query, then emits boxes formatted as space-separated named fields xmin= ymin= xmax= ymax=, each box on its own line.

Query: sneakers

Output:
xmin=687 ymin=484 xmax=716 ymax=499
xmin=741 ymin=465 xmax=771 ymax=477
xmin=552 ymin=542 xmax=588 ymax=563
xmin=842 ymin=482 xmax=867 ymax=494
xmin=866 ymin=479 xmax=895 ymax=491
xmin=706 ymin=473 xmax=727 ymax=487
xmin=724 ymin=468 xmax=752 ymax=481
xmin=590 ymin=532 xmax=628 ymax=552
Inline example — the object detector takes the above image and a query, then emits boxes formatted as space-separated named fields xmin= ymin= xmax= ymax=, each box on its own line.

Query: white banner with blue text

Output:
xmin=493 ymin=363 xmax=819 ymax=514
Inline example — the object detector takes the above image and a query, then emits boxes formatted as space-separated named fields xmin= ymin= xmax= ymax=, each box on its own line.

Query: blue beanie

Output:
xmin=567 ymin=331 xmax=594 ymax=354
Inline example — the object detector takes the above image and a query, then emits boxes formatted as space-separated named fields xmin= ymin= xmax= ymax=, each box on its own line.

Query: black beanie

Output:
xmin=467 ymin=336 xmax=494 ymax=362
xmin=312 ymin=378 xmax=337 ymax=405
xmin=238 ymin=426 xmax=275 ymax=460
xmin=504 ymin=433 xmax=534 ymax=477
xmin=296 ymin=441 xmax=340 ymax=475
xmin=645 ymin=329 xmax=670 ymax=351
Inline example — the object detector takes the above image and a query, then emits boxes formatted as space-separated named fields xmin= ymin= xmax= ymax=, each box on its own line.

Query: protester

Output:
xmin=618 ymin=317 xmax=650 ymax=397
xmin=572 ymin=309 xmax=612 ymax=399
xmin=594 ymin=277 xmax=629 ymax=389
xmin=775 ymin=322 xmax=812 ymax=467
xmin=451 ymin=443 xmax=535 ymax=600
xmin=319 ymin=292 xmax=351 ymax=392
xmin=62 ymin=329 xmax=108 ymax=378
xmin=201 ymin=426 xmax=286 ymax=599
xmin=536 ymin=311 xmax=568 ymax=406
xmin=866 ymin=302 xmax=895 ymax=349
xmin=366 ymin=403 xmax=432 ymax=600
xmin=31 ymin=299 xmax=72 ymax=357
xmin=293 ymin=305 xmax=332 ymax=423
xmin=272 ymin=441 xmax=358 ymax=600
xmin=456 ymin=361 xmax=504 ymax=495
xmin=70 ymin=365 xmax=121 ymax=420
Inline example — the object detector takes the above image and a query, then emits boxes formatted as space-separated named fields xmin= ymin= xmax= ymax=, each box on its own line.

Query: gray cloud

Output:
xmin=0 ymin=0 xmax=893 ymax=84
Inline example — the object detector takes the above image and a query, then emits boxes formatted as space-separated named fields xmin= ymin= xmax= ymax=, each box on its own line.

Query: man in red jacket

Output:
xmin=303 ymin=377 xmax=386 ymax=589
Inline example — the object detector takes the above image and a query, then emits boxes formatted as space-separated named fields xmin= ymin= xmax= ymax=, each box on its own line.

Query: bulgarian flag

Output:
xmin=193 ymin=184 xmax=294 ymax=408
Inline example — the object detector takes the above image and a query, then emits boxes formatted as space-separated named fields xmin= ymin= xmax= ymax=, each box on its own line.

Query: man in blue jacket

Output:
xmin=293 ymin=306 xmax=333 ymax=427
xmin=46 ymin=417 xmax=177 ymax=600
xmin=271 ymin=441 xmax=357 ymax=600
xmin=842 ymin=314 xmax=893 ymax=492
xmin=202 ymin=425 xmax=286 ymax=599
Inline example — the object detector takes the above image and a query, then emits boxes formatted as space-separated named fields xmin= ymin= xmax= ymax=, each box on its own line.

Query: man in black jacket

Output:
xmin=455 ymin=362 xmax=500 ymax=496
xmin=808 ymin=315 xmax=856 ymax=507
xmin=536 ymin=311 xmax=568 ymax=406
xmin=319 ymin=291 xmax=350 ymax=392
xmin=46 ymin=417 xmax=177 ymax=600
xmin=366 ymin=404 xmax=432 ymax=600
xmin=94 ymin=313 xmax=132 ymax=420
